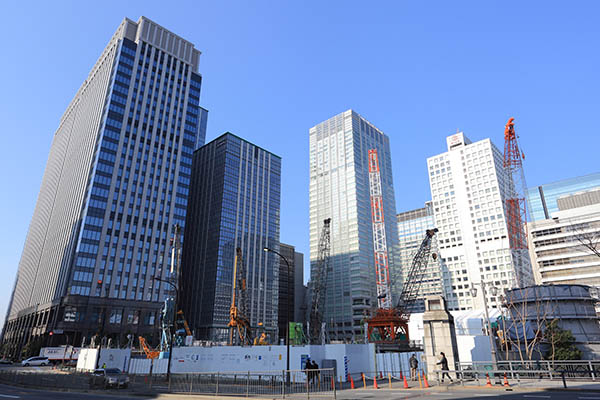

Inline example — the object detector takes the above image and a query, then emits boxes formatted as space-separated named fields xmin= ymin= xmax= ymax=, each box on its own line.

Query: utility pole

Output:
xmin=165 ymin=224 xmax=181 ymax=382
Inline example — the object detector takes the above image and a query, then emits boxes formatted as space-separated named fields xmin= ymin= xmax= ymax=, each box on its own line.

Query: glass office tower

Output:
xmin=527 ymin=172 xmax=600 ymax=221
xmin=309 ymin=110 xmax=400 ymax=341
xmin=2 ymin=17 xmax=206 ymax=355
xmin=180 ymin=133 xmax=281 ymax=342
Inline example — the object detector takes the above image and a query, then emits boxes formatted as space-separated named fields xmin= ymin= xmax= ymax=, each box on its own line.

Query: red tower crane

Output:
xmin=365 ymin=149 xmax=438 ymax=346
xmin=503 ymin=117 xmax=530 ymax=287
xmin=368 ymin=149 xmax=392 ymax=309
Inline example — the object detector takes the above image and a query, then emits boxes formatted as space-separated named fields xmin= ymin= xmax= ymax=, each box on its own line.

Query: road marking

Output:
xmin=523 ymin=396 xmax=550 ymax=399
xmin=0 ymin=394 xmax=20 ymax=399
xmin=579 ymin=397 xmax=600 ymax=400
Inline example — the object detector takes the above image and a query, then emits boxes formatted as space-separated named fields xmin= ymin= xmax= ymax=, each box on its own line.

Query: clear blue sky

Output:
xmin=1 ymin=1 xmax=599 ymax=324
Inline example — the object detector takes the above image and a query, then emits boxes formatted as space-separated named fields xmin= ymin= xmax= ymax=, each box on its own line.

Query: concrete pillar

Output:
xmin=422 ymin=296 xmax=459 ymax=381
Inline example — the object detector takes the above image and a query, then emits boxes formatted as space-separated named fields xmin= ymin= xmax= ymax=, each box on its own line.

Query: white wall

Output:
xmin=76 ymin=348 xmax=98 ymax=371
xmin=97 ymin=349 xmax=131 ymax=372
xmin=164 ymin=343 xmax=374 ymax=382
xmin=129 ymin=358 xmax=168 ymax=374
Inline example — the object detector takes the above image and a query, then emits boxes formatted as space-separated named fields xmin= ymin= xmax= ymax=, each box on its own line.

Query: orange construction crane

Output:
xmin=228 ymin=248 xmax=252 ymax=345
xmin=138 ymin=336 xmax=159 ymax=359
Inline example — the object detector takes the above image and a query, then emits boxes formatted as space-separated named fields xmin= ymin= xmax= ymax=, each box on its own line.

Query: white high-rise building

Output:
xmin=427 ymin=133 xmax=534 ymax=311
xmin=309 ymin=110 xmax=400 ymax=340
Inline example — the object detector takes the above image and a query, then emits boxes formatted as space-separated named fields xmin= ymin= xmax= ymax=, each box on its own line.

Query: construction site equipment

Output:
xmin=367 ymin=228 xmax=438 ymax=344
xmin=253 ymin=332 xmax=268 ymax=345
xmin=503 ymin=117 xmax=529 ymax=251
xmin=174 ymin=310 xmax=192 ymax=346
xmin=309 ymin=218 xmax=331 ymax=344
xmin=139 ymin=336 xmax=159 ymax=359
xmin=503 ymin=118 xmax=531 ymax=288
xmin=228 ymin=247 xmax=252 ymax=345
xmin=365 ymin=148 xmax=438 ymax=345
xmin=368 ymin=149 xmax=392 ymax=309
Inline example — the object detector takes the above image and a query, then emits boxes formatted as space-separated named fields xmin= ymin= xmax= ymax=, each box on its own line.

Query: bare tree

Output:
xmin=501 ymin=286 xmax=557 ymax=363
xmin=571 ymin=221 xmax=600 ymax=259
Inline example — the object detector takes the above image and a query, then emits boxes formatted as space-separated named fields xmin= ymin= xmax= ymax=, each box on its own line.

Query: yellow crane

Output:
xmin=228 ymin=248 xmax=252 ymax=345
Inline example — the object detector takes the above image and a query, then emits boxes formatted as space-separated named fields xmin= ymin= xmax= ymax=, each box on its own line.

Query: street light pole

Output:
xmin=263 ymin=247 xmax=291 ymax=385
xmin=154 ymin=276 xmax=178 ymax=380
xmin=156 ymin=222 xmax=181 ymax=382
xmin=471 ymin=281 xmax=497 ymax=370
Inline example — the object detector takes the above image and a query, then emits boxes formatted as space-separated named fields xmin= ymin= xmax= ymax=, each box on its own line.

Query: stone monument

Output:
xmin=422 ymin=295 xmax=459 ymax=381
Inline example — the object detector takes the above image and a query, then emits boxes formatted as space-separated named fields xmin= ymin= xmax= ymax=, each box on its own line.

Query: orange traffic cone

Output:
xmin=503 ymin=373 xmax=510 ymax=387
xmin=485 ymin=373 xmax=492 ymax=387
xmin=403 ymin=374 xmax=409 ymax=389
xmin=373 ymin=376 xmax=378 ymax=389
xmin=350 ymin=376 xmax=355 ymax=389
xmin=423 ymin=372 xmax=430 ymax=388
xmin=331 ymin=377 xmax=335 ymax=390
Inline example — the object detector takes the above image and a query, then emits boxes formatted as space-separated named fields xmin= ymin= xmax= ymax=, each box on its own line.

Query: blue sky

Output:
xmin=1 ymin=1 xmax=599 ymax=324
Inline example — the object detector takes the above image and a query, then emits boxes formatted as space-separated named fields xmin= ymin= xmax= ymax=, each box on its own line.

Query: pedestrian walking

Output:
xmin=409 ymin=354 xmax=419 ymax=381
xmin=436 ymin=352 xmax=453 ymax=383
xmin=313 ymin=360 xmax=320 ymax=384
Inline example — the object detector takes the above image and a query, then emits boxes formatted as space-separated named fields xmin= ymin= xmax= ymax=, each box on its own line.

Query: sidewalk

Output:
xmin=331 ymin=378 xmax=600 ymax=399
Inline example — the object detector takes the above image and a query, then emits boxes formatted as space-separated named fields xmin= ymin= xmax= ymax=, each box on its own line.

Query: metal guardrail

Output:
xmin=458 ymin=360 xmax=600 ymax=380
xmin=168 ymin=368 xmax=336 ymax=398
xmin=434 ymin=368 xmax=598 ymax=388
xmin=0 ymin=368 xmax=336 ymax=398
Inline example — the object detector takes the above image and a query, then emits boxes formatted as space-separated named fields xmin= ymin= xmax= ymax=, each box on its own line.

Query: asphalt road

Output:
xmin=0 ymin=384 xmax=154 ymax=399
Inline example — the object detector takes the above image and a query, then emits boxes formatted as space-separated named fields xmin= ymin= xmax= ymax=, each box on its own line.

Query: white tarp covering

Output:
xmin=76 ymin=348 xmax=99 ymax=371
xmin=408 ymin=309 xmax=500 ymax=362
xmin=97 ymin=348 xmax=131 ymax=372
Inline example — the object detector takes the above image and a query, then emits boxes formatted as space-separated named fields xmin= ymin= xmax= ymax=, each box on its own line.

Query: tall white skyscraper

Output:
xmin=309 ymin=110 xmax=400 ymax=340
xmin=427 ymin=132 xmax=534 ymax=311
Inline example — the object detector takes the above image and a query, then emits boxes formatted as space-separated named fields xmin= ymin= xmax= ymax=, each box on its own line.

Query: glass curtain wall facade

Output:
xmin=527 ymin=172 xmax=600 ymax=221
xmin=2 ymin=17 xmax=205 ymax=354
xmin=309 ymin=110 xmax=399 ymax=341
xmin=180 ymin=133 xmax=281 ymax=342
xmin=396 ymin=202 xmax=442 ymax=313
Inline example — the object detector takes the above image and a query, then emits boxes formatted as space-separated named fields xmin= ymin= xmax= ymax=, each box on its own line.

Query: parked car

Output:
xmin=21 ymin=356 xmax=50 ymax=367
xmin=0 ymin=359 xmax=11 ymax=365
xmin=90 ymin=368 xmax=129 ymax=389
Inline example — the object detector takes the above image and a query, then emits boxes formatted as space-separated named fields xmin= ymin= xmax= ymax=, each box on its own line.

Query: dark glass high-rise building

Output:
xmin=2 ymin=17 xmax=206 ymax=355
xmin=276 ymin=243 xmax=304 ymax=343
xmin=181 ymin=133 xmax=281 ymax=342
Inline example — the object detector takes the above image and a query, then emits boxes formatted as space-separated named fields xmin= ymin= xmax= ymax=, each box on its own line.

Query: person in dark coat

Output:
xmin=436 ymin=352 xmax=453 ymax=383
xmin=409 ymin=354 xmax=419 ymax=381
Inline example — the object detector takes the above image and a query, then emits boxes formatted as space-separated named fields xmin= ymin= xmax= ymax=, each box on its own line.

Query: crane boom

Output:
xmin=368 ymin=149 xmax=392 ymax=309
xmin=503 ymin=117 xmax=530 ymax=287
xmin=367 ymin=228 xmax=437 ymax=344
xmin=396 ymin=228 xmax=438 ymax=314
xmin=228 ymin=247 xmax=252 ymax=345
xmin=309 ymin=218 xmax=331 ymax=344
